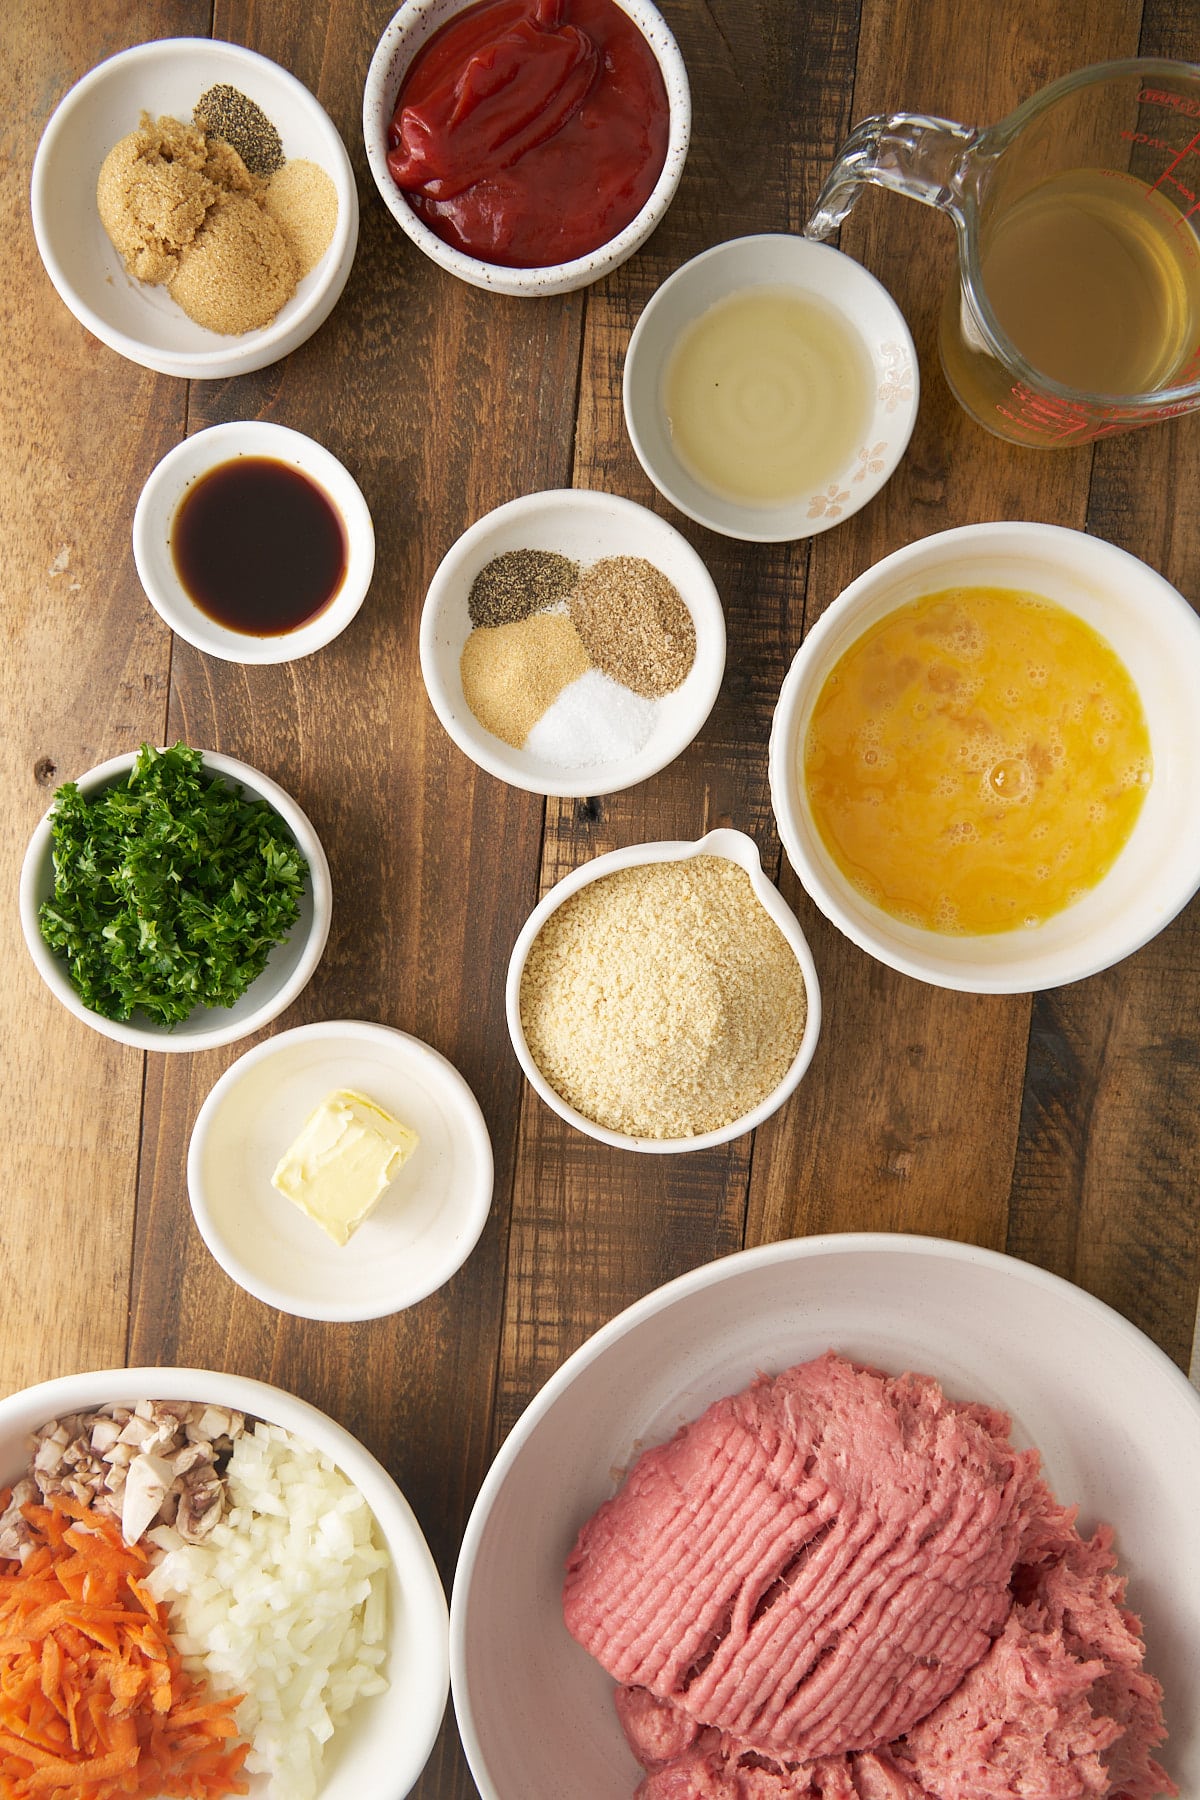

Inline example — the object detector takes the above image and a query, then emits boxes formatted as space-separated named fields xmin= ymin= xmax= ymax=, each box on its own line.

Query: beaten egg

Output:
xmin=802 ymin=586 xmax=1151 ymax=934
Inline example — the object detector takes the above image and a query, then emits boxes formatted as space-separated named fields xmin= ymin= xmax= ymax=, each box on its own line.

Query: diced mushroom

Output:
xmin=175 ymin=1467 xmax=225 ymax=1542
xmin=0 ymin=1479 xmax=38 ymax=1561
xmin=120 ymin=1452 xmax=175 ymax=1544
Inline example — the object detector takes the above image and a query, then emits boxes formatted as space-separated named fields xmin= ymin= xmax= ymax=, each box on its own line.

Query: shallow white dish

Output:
xmin=0 ymin=1363 xmax=448 ymax=1800
xmin=133 ymin=422 xmax=375 ymax=663
xmin=363 ymin=0 xmax=690 ymax=296
xmin=450 ymin=1233 xmax=1200 ymax=1800
xmin=32 ymin=37 xmax=359 ymax=379
xmin=420 ymin=489 xmax=726 ymax=797
xmin=768 ymin=521 xmax=1200 ymax=993
xmin=19 ymin=749 xmax=331 ymax=1052
xmin=624 ymin=234 xmax=918 ymax=541
xmin=505 ymin=827 xmax=821 ymax=1150
xmin=188 ymin=1020 xmax=494 ymax=1319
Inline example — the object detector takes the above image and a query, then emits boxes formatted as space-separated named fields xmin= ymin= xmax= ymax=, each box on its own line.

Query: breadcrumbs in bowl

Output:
xmin=506 ymin=829 xmax=822 ymax=1153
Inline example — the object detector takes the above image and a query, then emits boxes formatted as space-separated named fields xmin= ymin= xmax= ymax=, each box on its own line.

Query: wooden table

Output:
xmin=4 ymin=0 xmax=1199 ymax=1793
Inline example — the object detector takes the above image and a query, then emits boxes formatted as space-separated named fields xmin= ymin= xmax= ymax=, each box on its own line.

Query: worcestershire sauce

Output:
xmin=172 ymin=457 xmax=346 ymax=635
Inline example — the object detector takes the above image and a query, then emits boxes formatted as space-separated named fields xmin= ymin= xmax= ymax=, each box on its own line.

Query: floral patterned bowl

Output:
xmin=622 ymin=234 xmax=918 ymax=542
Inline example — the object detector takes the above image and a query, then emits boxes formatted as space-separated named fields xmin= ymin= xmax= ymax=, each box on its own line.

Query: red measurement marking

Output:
xmin=1147 ymin=128 xmax=1200 ymax=202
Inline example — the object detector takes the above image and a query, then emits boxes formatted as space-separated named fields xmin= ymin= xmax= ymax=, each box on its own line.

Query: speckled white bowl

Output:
xmin=32 ymin=38 xmax=359 ymax=379
xmin=505 ymin=827 xmax=821 ymax=1151
xmin=0 ymin=1364 xmax=449 ymax=1800
xmin=133 ymin=422 xmax=375 ymax=663
xmin=19 ymin=748 xmax=332 ymax=1051
xmin=363 ymin=0 xmax=690 ymax=296
xmin=624 ymin=234 xmax=919 ymax=541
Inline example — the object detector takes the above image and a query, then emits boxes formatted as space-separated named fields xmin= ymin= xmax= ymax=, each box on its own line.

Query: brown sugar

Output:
xmin=96 ymin=111 xmax=302 ymax=335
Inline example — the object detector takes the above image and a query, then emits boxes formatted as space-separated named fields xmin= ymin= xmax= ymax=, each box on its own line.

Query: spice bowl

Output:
xmin=419 ymin=489 xmax=725 ymax=797
xmin=624 ymin=234 xmax=918 ymax=542
xmin=32 ymin=38 xmax=359 ymax=380
xmin=768 ymin=522 xmax=1200 ymax=993
xmin=187 ymin=1020 xmax=495 ymax=1320
xmin=362 ymin=0 xmax=690 ymax=297
xmin=133 ymin=422 xmax=375 ymax=662
xmin=19 ymin=747 xmax=332 ymax=1052
xmin=505 ymin=828 xmax=821 ymax=1152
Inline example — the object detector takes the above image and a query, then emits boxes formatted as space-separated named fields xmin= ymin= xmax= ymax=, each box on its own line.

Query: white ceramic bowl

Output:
xmin=624 ymin=234 xmax=919 ymax=541
xmin=768 ymin=521 xmax=1200 ymax=993
xmin=32 ymin=38 xmax=359 ymax=379
xmin=363 ymin=0 xmax=690 ymax=296
xmin=450 ymin=1233 xmax=1200 ymax=1800
xmin=420 ymin=489 xmax=726 ymax=797
xmin=19 ymin=749 xmax=332 ymax=1051
xmin=133 ymin=422 xmax=375 ymax=663
xmin=188 ymin=1020 xmax=494 ymax=1319
xmin=505 ymin=827 xmax=821 ymax=1150
xmin=0 ymin=1364 xmax=448 ymax=1799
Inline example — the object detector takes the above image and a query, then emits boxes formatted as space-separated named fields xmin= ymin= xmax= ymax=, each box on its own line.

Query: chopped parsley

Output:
xmin=38 ymin=742 xmax=309 ymax=1026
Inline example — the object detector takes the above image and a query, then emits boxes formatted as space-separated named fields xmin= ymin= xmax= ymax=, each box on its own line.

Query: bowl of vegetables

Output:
xmin=19 ymin=743 xmax=332 ymax=1051
xmin=0 ymin=1363 xmax=450 ymax=1798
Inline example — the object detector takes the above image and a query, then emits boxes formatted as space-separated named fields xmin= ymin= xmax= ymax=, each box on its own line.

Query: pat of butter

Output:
xmin=271 ymin=1089 xmax=418 ymax=1247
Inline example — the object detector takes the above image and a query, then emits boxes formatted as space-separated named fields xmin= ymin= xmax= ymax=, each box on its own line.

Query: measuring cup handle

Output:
xmin=804 ymin=112 xmax=979 ymax=241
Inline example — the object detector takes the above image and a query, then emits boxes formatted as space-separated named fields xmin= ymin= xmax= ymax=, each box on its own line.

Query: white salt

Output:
xmin=524 ymin=668 xmax=660 ymax=767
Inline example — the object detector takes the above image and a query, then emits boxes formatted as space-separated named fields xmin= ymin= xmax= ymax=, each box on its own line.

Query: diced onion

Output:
xmin=145 ymin=1421 xmax=390 ymax=1800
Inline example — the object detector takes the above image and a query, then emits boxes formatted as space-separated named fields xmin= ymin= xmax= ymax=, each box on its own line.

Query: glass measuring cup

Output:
xmin=805 ymin=59 xmax=1200 ymax=446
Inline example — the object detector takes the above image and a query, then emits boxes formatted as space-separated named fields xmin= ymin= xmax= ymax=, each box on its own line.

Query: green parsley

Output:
xmin=38 ymin=742 xmax=309 ymax=1026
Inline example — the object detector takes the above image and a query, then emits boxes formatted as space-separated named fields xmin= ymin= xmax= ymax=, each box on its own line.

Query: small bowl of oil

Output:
xmin=133 ymin=421 xmax=375 ymax=663
xmin=768 ymin=521 xmax=1200 ymax=992
xmin=623 ymin=234 xmax=918 ymax=543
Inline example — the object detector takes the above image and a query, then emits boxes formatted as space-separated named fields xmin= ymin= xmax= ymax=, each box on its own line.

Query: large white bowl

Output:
xmin=420 ymin=489 xmax=726 ymax=798
xmin=19 ymin=749 xmax=332 ymax=1051
xmin=0 ymin=1365 xmax=448 ymax=1800
xmin=363 ymin=0 xmax=690 ymax=296
xmin=188 ymin=1020 xmax=494 ymax=1319
xmin=624 ymin=235 xmax=919 ymax=541
xmin=505 ymin=827 xmax=821 ymax=1150
xmin=32 ymin=38 xmax=359 ymax=379
xmin=769 ymin=522 xmax=1200 ymax=992
xmin=133 ymin=422 xmax=376 ymax=664
xmin=450 ymin=1234 xmax=1200 ymax=1800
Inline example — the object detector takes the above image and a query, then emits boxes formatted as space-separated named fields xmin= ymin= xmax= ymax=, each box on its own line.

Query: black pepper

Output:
xmin=467 ymin=548 xmax=580 ymax=629
xmin=194 ymin=84 xmax=285 ymax=178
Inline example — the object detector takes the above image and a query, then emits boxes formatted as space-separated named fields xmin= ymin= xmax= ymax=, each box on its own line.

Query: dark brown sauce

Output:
xmin=172 ymin=456 xmax=347 ymax=636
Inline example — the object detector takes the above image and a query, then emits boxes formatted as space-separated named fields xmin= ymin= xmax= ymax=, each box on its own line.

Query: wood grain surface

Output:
xmin=3 ymin=0 xmax=1199 ymax=1795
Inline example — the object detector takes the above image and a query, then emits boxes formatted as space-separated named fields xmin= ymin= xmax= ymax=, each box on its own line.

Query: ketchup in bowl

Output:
xmin=387 ymin=0 xmax=670 ymax=269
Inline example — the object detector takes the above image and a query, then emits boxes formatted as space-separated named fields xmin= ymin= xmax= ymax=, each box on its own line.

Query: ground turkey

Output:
xmin=563 ymin=1352 xmax=1175 ymax=1800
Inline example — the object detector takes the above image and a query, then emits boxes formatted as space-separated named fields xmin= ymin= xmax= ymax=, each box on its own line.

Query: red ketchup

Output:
xmin=387 ymin=0 xmax=670 ymax=269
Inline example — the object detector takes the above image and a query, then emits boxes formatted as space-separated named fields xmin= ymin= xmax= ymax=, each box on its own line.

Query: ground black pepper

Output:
xmin=468 ymin=548 xmax=580 ymax=629
xmin=195 ymin=85 xmax=285 ymax=177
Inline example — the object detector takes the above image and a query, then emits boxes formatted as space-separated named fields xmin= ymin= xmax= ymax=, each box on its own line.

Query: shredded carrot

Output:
xmin=0 ymin=1496 xmax=249 ymax=1799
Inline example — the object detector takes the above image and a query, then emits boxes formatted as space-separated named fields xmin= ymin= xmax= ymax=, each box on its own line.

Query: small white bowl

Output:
xmin=363 ymin=0 xmax=690 ymax=296
xmin=32 ymin=38 xmax=359 ymax=379
xmin=0 ymin=1364 xmax=449 ymax=1800
xmin=420 ymin=489 xmax=725 ymax=797
xmin=505 ymin=827 xmax=821 ymax=1151
xmin=20 ymin=749 xmax=332 ymax=1050
xmin=187 ymin=1020 xmax=494 ymax=1319
xmin=768 ymin=522 xmax=1200 ymax=993
xmin=133 ymin=422 xmax=375 ymax=663
xmin=624 ymin=234 xmax=919 ymax=541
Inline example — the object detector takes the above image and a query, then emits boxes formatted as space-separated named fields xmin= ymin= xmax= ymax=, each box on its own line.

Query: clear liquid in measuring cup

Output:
xmin=957 ymin=168 xmax=1200 ymax=399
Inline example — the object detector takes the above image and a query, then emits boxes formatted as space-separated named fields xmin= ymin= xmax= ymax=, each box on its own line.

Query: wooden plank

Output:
xmin=0 ymin=0 xmax=209 ymax=1390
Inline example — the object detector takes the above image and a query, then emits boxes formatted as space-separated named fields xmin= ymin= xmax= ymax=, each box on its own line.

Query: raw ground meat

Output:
xmin=563 ymin=1352 xmax=1176 ymax=1800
